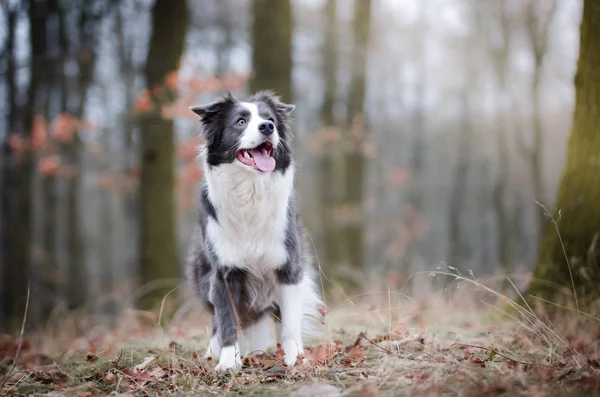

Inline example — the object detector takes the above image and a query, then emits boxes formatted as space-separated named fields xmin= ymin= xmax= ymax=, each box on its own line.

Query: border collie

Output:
xmin=186 ymin=91 xmax=324 ymax=371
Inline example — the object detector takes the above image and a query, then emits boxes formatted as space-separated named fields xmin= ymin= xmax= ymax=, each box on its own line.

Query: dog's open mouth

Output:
xmin=236 ymin=141 xmax=275 ymax=172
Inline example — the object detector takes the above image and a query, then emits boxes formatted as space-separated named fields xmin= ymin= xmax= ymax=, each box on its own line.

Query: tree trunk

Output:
xmin=115 ymin=7 xmax=138 ymax=283
xmin=138 ymin=0 xmax=189 ymax=309
xmin=249 ymin=0 xmax=292 ymax=102
xmin=41 ymin=172 xmax=59 ymax=314
xmin=448 ymin=90 xmax=472 ymax=268
xmin=1 ymin=6 xmax=19 ymax=331
xmin=3 ymin=1 xmax=47 ymax=331
xmin=525 ymin=0 xmax=600 ymax=308
xmin=64 ymin=5 xmax=97 ymax=310
xmin=319 ymin=0 xmax=344 ymax=276
xmin=38 ymin=0 xmax=61 ymax=318
xmin=339 ymin=0 xmax=372 ymax=288
xmin=493 ymin=109 xmax=513 ymax=278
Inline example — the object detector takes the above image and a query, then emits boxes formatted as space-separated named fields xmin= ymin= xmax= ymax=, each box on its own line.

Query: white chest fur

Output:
xmin=205 ymin=162 xmax=294 ymax=272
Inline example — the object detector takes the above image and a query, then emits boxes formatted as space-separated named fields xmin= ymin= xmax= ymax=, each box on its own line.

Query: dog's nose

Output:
xmin=258 ymin=121 xmax=275 ymax=136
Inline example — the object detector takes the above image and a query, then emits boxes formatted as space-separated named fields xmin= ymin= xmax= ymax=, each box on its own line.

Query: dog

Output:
xmin=186 ymin=91 xmax=324 ymax=371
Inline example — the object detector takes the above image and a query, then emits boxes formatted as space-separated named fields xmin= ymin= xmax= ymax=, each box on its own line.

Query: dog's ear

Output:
xmin=250 ymin=90 xmax=295 ymax=116
xmin=190 ymin=103 xmax=219 ymax=118
xmin=190 ymin=92 xmax=236 ymax=120
xmin=190 ymin=93 xmax=236 ymax=147
xmin=276 ymin=102 xmax=295 ymax=115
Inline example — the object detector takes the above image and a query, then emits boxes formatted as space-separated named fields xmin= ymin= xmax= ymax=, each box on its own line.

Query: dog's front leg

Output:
xmin=276 ymin=263 xmax=305 ymax=366
xmin=211 ymin=267 xmax=244 ymax=371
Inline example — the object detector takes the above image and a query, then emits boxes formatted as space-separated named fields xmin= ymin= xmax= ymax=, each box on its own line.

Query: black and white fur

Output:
xmin=186 ymin=91 xmax=323 ymax=371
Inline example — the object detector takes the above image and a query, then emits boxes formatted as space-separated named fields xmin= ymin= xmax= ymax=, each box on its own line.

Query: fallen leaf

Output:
xmin=305 ymin=343 xmax=341 ymax=365
xmin=87 ymin=352 xmax=99 ymax=362
xmin=275 ymin=343 xmax=286 ymax=363
xmin=105 ymin=372 xmax=116 ymax=383
xmin=341 ymin=345 xmax=364 ymax=365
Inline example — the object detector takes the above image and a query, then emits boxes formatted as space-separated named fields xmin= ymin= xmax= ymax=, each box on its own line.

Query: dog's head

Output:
xmin=191 ymin=91 xmax=296 ymax=173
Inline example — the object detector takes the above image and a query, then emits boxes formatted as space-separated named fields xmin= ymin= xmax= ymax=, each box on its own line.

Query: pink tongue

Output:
xmin=248 ymin=148 xmax=276 ymax=172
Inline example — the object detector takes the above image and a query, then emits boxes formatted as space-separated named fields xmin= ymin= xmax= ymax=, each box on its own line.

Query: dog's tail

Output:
xmin=300 ymin=273 xmax=326 ymax=341
xmin=299 ymin=229 xmax=326 ymax=341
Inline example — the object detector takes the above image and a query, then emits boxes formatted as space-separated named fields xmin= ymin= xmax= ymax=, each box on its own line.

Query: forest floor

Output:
xmin=1 ymin=277 xmax=600 ymax=396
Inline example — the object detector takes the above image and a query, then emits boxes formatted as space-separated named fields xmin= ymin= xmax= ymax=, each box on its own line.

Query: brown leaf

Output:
xmin=305 ymin=343 xmax=341 ymax=365
xmin=30 ymin=369 xmax=69 ymax=384
xmin=275 ymin=343 xmax=286 ymax=363
xmin=87 ymin=352 xmax=99 ymax=362
xmin=169 ymin=340 xmax=182 ymax=354
xmin=341 ymin=345 xmax=364 ymax=365
xmin=243 ymin=353 xmax=278 ymax=368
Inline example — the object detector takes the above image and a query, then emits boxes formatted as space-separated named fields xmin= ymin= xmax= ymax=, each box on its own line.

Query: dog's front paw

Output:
xmin=281 ymin=340 xmax=304 ymax=367
xmin=214 ymin=345 xmax=242 ymax=371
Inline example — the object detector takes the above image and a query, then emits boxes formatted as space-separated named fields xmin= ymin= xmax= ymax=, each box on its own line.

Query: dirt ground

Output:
xmin=1 ymin=280 xmax=600 ymax=396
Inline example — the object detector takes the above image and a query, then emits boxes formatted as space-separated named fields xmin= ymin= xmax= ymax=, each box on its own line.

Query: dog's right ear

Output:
xmin=190 ymin=92 xmax=236 ymax=120
xmin=190 ymin=101 xmax=223 ymax=119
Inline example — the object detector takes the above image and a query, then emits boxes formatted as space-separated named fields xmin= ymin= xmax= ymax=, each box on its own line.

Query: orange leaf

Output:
xmin=275 ymin=343 xmax=286 ymax=363
xmin=304 ymin=343 xmax=340 ymax=365
xmin=165 ymin=71 xmax=179 ymax=90
xmin=51 ymin=113 xmax=78 ymax=143
xmin=8 ymin=135 xmax=25 ymax=152
xmin=31 ymin=115 xmax=48 ymax=151
xmin=135 ymin=90 xmax=153 ymax=113
xmin=340 ymin=345 xmax=364 ymax=365
xmin=38 ymin=155 xmax=61 ymax=177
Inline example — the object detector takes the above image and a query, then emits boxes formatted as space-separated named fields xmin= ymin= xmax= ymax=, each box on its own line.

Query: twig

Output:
xmin=0 ymin=372 xmax=34 ymax=396
xmin=113 ymin=349 xmax=124 ymax=368
xmin=157 ymin=286 xmax=180 ymax=327
xmin=450 ymin=343 xmax=562 ymax=369
xmin=359 ymin=332 xmax=395 ymax=356
xmin=0 ymin=280 xmax=30 ymax=396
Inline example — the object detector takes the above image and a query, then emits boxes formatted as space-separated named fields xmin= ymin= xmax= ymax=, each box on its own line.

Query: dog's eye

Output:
xmin=236 ymin=118 xmax=246 ymax=126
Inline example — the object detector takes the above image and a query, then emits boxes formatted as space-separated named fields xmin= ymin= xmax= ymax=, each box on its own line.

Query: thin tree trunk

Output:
xmin=1 ymin=6 xmax=19 ymax=331
xmin=319 ymin=0 xmax=343 ymax=274
xmin=64 ymin=6 xmax=97 ymax=310
xmin=403 ymin=4 xmax=427 ymax=279
xmin=493 ymin=107 xmax=512 ymax=275
xmin=138 ymin=0 xmax=189 ymax=309
xmin=38 ymin=0 xmax=61 ymax=318
xmin=115 ymin=7 xmax=138 ymax=284
xmin=4 ymin=0 xmax=47 ymax=331
xmin=215 ymin=0 xmax=234 ymax=77
xmin=448 ymin=90 xmax=472 ymax=267
xmin=521 ymin=1 xmax=557 ymax=241
xmin=339 ymin=0 xmax=372 ymax=288
xmin=249 ymin=0 xmax=293 ymax=102
xmin=477 ymin=0 xmax=514 ymax=280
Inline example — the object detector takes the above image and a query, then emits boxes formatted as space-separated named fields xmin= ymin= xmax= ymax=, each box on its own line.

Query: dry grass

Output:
xmin=1 ymin=276 xmax=600 ymax=397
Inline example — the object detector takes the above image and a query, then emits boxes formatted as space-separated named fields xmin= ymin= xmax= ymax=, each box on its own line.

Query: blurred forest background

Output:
xmin=0 ymin=0 xmax=586 ymax=332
